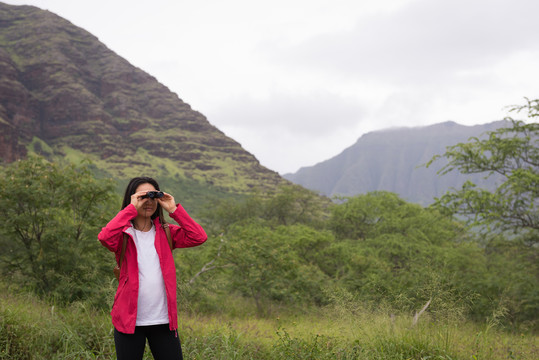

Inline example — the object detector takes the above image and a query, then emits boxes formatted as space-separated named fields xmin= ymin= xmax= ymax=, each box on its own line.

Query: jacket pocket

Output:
xmin=112 ymin=276 xmax=128 ymax=308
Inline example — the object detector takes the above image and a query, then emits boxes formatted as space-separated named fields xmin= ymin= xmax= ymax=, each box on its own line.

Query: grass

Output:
xmin=1 ymin=290 xmax=537 ymax=359
xmin=179 ymin=309 xmax=537 ymax=360
xmin=0 ymin=291 xmax=114 ymax=359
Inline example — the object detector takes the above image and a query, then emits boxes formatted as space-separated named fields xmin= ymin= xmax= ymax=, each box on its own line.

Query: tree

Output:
xmin=425 ymin=100 xmax=538 ymax=328
xmin=204 ymin=184 xmax=331 ymax=231
xmin=0 ymin=155 xmax=117 ymax=304
xmin=428 ymin=99 xmax=538 ymax=241
xmin=328 ymin=191 xmax=458 ymax=242
xmin=327 ymin=192 xmax=476 ymax=315
xmin=218 ymin=223 xmax=331 ymax=315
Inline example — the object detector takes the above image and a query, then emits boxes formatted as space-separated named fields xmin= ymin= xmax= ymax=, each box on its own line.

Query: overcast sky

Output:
xmin=4 ymin=0 xmax=539 ymax=174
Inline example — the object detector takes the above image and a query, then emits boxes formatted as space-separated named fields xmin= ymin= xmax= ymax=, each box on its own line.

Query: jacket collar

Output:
xmin=123 ymin=217 xmax=161 ymax=238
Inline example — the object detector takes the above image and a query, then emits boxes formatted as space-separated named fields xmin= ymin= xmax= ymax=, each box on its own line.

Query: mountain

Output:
xmin=284 ymin=121 xmax=509 ymax=204
xmin=0 ymin=2 xmax=286 ymax=203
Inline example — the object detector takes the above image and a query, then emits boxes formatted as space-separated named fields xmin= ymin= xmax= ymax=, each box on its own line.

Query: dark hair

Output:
xmin=122 ymin=177 xmax=162 ymax=220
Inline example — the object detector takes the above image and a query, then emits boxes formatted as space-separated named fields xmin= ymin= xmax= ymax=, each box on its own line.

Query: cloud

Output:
xmin=208 ymin=91 xmax=365 ymax=136
xmin=206 ymin=91 xmax=367 ymax=173
xmin=269 ymin=0 xmax=539 ymax=83
xmin=201 ymin=0 xmax=539 ymax=173
xmin=4 ymin=0 xmax=538 ymax=174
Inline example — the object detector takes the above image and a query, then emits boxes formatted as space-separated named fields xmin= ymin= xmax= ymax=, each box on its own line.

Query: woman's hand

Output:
xmin=130 ymin=191 xmax=149 ymax=211
xmin=158 ymin=192 xmax=177 ymax=214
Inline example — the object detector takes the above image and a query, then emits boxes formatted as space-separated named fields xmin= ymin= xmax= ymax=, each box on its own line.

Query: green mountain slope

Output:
xmin=0 ymin=2 xmax=285 ymax=205
xmin=284 ymin=121 xmax=509 ymax=204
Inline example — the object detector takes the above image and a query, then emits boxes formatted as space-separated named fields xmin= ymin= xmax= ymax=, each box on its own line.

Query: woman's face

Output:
xmin=135 ymin=183 xmax=158 ymax=219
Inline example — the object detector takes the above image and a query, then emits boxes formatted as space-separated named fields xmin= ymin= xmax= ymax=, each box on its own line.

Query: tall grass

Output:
xmin=0 ymin=290 xmax=114 ymax=359
xmin=1 ymin=290 xmax=537 ymax=359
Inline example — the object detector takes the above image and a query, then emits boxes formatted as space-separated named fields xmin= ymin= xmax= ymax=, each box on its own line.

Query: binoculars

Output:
xmin=141 ymin=191 xmax=164 ymax=199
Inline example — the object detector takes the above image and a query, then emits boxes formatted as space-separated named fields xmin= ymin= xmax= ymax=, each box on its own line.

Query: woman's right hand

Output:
xmin=130 ymin=191 xmax=148 ymax=211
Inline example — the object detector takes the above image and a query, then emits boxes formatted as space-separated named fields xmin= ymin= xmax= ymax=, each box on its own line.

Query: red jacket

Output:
xmin=98 ymin=203 xmax=207 ymax=334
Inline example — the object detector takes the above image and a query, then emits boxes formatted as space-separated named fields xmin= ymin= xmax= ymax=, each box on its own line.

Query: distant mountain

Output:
xmin=284 ymin=121 xmax=509 ymax=204
xmin=0 ymin=2 xmax=285 ymax=202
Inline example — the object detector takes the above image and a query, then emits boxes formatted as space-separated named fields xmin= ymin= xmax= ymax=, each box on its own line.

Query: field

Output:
xmin=1 ymin=149 xmax=538 ymax=359
xmin=1 ymin=290 xmax=537 ymax=360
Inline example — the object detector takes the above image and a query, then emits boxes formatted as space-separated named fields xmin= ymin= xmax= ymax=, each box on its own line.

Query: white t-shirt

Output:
xmin=132 ymin=224 xmax=169 ymax=326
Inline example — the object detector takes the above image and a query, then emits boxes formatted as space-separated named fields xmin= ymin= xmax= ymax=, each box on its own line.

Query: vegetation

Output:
xmin=1 ymin=287 xmax=537 ymax=359
xmin=0 ymin=99 xmax=537 ymax=358
xmin=0 ymin=156 xmax=118 ymax=307
xmin=427 ymin=99 xmax=539 ymax=327
xmin=0 ymin=4 xmax=536 ymax=357
xmin=428 ymin=98 xmax=538 ymax=240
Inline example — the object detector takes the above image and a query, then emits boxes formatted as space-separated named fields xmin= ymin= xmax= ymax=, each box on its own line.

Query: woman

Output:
xmin=98 ymin=177 xmax=207 ymax=360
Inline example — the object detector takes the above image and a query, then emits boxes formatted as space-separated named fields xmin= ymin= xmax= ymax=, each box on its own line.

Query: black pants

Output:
xmin=114 ymin=324 xmax=183 ymax=360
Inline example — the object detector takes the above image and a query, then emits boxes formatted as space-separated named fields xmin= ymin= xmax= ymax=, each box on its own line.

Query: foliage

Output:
xmin=203 ymin=184 xmax=331 ymax=231
xmin=329 ymin=191 xmax=461 ymax=242
xmin=3 ymin=1 xmax=536 ymax=339
xmin=0 ymin=152 xmax=538 ymax=333
xmin=175 ymin=187 xmax=538 ymax=330
xmin=2 ymin=288 xmax=537 ymax=360
xmin=422 ymin=99 xmax=539 ymax=328
xmin=472 ymin=237 xmax=539 ymax=328
xmin=220 ymin=224 xmax=332 ymax=314
xmin=0 ymin=155 xmax=117 ymax=305
xmin=326 ymin=192 xmax=478 ymax=316
xmin=0 ymin=288 xmax=115 ymax=359
xmin=428 ymin=99 xmax=538 ymax=240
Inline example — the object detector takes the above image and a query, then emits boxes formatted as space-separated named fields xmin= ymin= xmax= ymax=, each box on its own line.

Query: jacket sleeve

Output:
xmin=169 ymin=203 xmax=207 ymax=249
xmin=98 ymin=204 xmax=138 ymax=253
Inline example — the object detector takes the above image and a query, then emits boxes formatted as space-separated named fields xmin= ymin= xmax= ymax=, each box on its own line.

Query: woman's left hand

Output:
xmin=158 ymin=192 xmax=178 ymax=214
